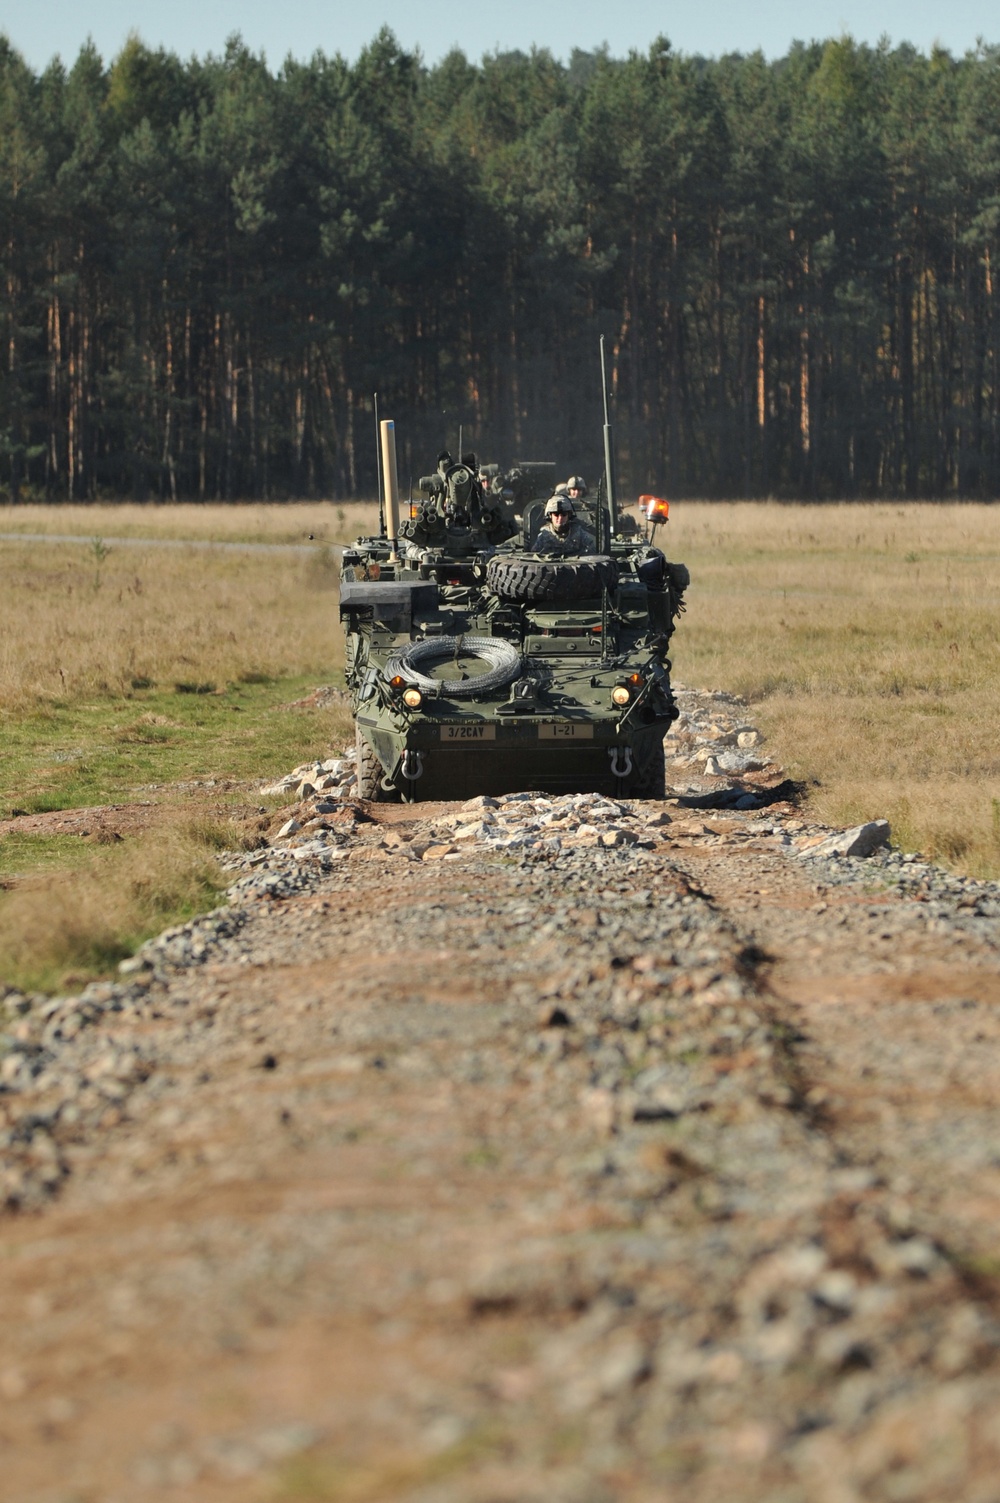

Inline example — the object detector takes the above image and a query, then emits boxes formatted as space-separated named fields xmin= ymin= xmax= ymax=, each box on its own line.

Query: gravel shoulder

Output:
xmin=3 ymin=693 xmax=1000 ymax=1503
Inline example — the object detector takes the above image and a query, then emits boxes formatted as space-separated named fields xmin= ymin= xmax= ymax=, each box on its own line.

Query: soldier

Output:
xmin=532 ymin=493 xmax=596 ymax=556
xmin=563 ymin=475 xmax=588 ymax=506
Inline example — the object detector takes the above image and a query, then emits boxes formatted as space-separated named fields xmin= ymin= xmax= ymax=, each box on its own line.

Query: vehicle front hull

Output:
xmin=356 ymin=714 xmax=669 ymax=800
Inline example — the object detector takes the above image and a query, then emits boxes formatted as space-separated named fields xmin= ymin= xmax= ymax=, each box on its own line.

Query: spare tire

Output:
xmin=385 ymin=634 xmax=522 ymax=697
xmin=486 ymin=553 xmax=619 ymax=603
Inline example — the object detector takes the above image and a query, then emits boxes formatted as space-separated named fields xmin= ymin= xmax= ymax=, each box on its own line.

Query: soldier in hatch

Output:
xmin=532 ymin=492 xmax=596 ymax=556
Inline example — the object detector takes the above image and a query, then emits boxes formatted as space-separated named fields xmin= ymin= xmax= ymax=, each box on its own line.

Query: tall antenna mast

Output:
xmin=374 ymin=391 xmax=386 ymax=536
xmin=600 ymin=336 xmax=619 ymax=537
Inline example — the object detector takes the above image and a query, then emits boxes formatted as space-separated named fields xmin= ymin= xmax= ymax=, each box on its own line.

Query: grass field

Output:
xmin=0 ymin=505 xmax=375 ymax=991
xmin=1 ymin=498 xmax=998 ymax=991
xmin=0 ymin=500 xmax=362 ymax=546
xmin=667 ymin=501 xmax=1000 ymax=877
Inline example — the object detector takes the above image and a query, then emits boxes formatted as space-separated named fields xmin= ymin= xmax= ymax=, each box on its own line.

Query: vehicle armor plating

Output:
xmin=341 ymin=376 xmax=687 ymax=801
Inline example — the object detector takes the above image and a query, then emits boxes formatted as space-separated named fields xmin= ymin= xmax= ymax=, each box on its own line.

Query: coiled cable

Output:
xmin=386 ymin=634 xmax=522 ymax=696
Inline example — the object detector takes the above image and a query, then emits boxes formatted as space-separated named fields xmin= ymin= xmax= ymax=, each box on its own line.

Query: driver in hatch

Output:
xmin=533 ymin=493 xmax=596 ymax=556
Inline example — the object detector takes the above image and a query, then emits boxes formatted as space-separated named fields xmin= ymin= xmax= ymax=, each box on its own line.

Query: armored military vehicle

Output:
xmin=341 ymin=361 xmax=686 ymax=801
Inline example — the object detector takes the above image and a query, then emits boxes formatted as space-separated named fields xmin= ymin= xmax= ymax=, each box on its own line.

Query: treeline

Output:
xmin=3 ymin=29 xmax=1000 ymax=500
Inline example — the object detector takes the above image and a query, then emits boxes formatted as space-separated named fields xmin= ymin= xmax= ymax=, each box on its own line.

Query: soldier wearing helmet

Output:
xmin=532 ymin=491 xmax=596 ymax=556
xmin=563 ymin=475 xmax=588 ymax=503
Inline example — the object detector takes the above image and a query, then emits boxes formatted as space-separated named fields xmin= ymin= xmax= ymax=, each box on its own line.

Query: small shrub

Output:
xmin=113 ymin=714 xmax=175 ymax=745
xmin=185 ymin=814 xmax=263 ymax=853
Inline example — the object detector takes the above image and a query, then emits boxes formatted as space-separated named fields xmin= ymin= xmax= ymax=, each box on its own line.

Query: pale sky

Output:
xmin=1 ymin=0 xmax=996 ymax=74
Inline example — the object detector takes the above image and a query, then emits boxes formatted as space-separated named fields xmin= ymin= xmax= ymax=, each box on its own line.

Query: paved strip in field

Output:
xmin=0 ymin=533 xmax=323 ymax=555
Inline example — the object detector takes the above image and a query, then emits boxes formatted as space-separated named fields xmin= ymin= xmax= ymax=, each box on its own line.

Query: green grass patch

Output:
xmin=0 ymin=674 xmax=352 ymax=993
xmin=0 ymin=831 xmax=103 ymax=882
xmin=0 ymin=675 xmax=353 ymax=819
xmin=270 ymin=1424 xmax=509 ymax=1502
xmin=463 ymin=1143 xmax=502 ymax=1170
xmin=0 ymin=510 xmax=362 ymax=992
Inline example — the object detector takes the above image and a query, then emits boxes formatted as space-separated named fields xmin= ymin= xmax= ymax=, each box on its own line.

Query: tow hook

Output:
xmin=401 ymin=749 xmax=425 ymax=781
xmin=609 ymin=746 xmax=633 ymax=779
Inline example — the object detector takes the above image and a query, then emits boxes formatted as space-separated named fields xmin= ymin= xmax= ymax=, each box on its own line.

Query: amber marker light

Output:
xmin=639 ymin=494 xmax=670 ymax=523
xmin=402 ymin=688 xmax=423 ymax=710
xmin=390 ymin=675 xmax=406 ymax=691
xmin=628 ymin=672 xmax=645 ymax=688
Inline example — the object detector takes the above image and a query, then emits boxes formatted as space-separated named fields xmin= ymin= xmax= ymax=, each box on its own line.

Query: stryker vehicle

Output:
xmin=341 ymin=353 xmax=687 ymax=801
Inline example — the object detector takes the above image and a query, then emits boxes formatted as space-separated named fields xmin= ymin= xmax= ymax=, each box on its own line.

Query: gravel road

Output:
xmin=3 ymin=693 xmax=1000 ymax=1503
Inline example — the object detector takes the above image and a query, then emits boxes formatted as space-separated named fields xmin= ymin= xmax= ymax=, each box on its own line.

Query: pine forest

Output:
xmin=3 ymin=29 xmax=1000 ymax=501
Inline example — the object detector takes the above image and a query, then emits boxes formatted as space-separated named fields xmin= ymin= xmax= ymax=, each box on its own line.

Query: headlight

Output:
xmin=611 ymin=685 xmax=631 ymax=707
xmin=402 ymin=688 xmax=423 ymax=710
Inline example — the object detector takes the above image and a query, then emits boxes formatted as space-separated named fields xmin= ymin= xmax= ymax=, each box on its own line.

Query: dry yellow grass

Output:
xmin=0 ymin=814 xmax=244 ymax=993
xmin=3 ymin=496 xmax=1000 ymax=994
xmin=0 ymin=510 xmax=379 ymax=991
xmin=663 ymin=500 xmax=1000 ymax=876
xmin=0 ymin=529 xmax=372 ymax=710
xmin=0 ymin=500 xmax=379 ymax=545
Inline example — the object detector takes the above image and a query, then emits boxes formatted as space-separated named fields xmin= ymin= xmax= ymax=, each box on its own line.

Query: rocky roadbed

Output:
xmin=3 ymin=689 xmax=1000 ymax=1502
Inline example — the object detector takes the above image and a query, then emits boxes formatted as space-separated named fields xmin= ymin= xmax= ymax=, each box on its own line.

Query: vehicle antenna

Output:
xmin=600 ymin=336 xmax=619 ymax=538
xmin=458 ymin=424 xmax=463 ymax=464
xmin=374 ymin=391 xmax=386 ymax=537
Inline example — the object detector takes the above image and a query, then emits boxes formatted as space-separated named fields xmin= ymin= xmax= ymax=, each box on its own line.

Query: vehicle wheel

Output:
xmin=626 ymin=735 xmax=666 ymax=799
xmin=355 ymin=726 xmax=394 ymax=801
xmin=485 ymin=553 xmax=619 ymax=604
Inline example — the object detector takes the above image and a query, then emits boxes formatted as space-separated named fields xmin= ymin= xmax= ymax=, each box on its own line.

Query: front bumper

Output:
xmin=356 ymin=713 xmax=671 ymax=799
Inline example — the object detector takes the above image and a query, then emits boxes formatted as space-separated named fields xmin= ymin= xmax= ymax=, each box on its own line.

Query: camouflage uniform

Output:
xmin=532 ymin=517 xmax=597 ymax=556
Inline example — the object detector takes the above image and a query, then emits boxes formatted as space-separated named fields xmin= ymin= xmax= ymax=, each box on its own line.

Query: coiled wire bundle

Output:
xmin=385 ymin=634 xmax=522 ymax=696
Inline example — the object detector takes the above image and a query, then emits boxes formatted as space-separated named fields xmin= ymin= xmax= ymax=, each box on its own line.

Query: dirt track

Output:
xmin=3 ymin=787 xmax=1000 ymax=1503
